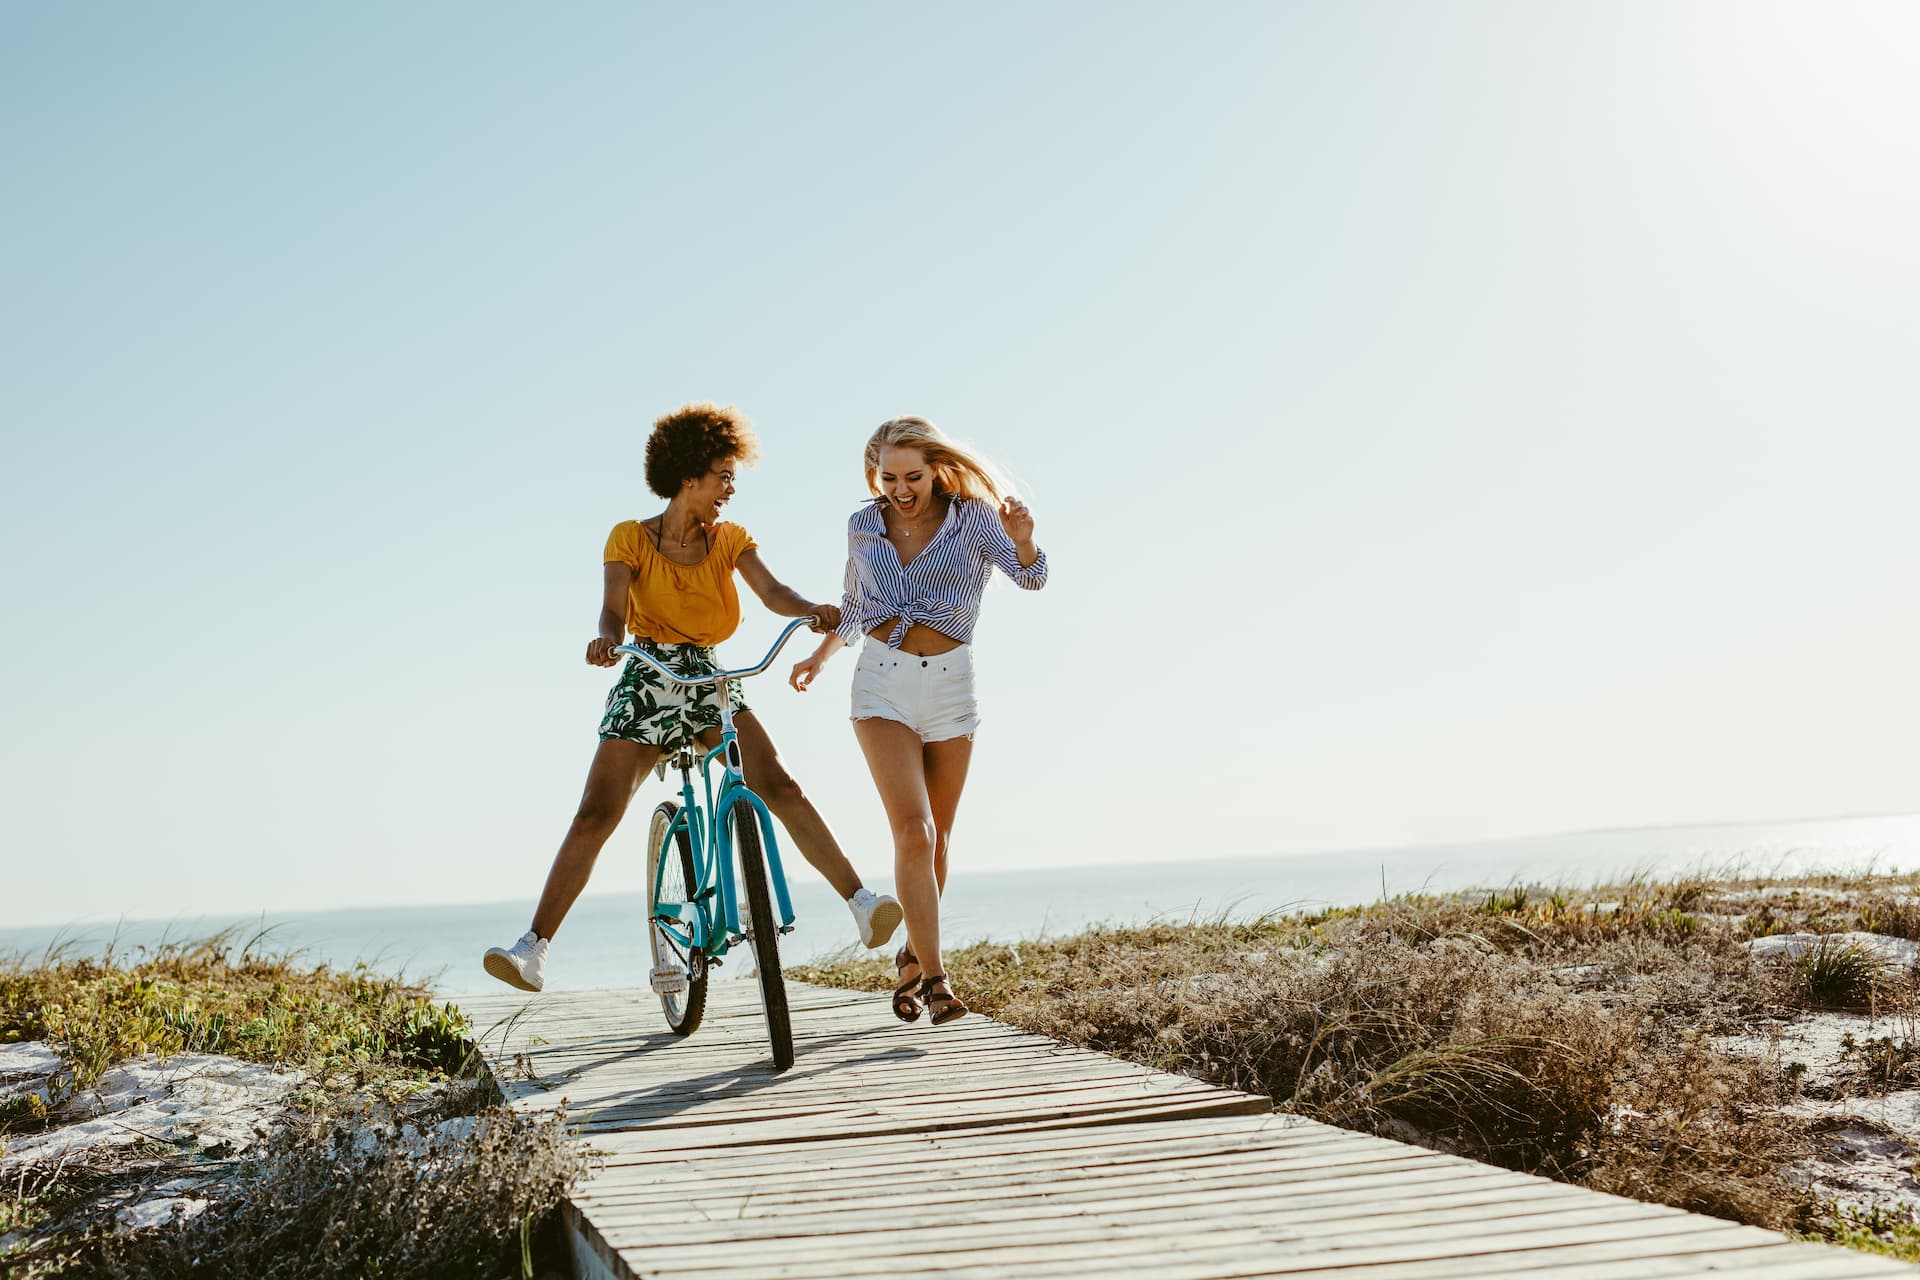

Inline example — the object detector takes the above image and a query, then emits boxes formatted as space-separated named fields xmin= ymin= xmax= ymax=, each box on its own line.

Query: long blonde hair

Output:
xmin=863 ymin=416 xmax=1010 ymax=506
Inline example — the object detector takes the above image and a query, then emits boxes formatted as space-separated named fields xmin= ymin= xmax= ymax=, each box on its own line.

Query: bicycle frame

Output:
xmin=613 ymin=619 xmax=814 ymax=964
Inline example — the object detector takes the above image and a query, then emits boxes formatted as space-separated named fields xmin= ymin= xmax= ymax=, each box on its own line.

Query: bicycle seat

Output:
xmin=654 ymin=746 xmax=695 ymax=781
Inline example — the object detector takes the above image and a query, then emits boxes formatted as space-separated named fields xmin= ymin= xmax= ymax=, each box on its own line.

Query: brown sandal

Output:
xmin=919 ymin=973 xmax=968 ymax=1026
xmin=891 ymin=946 xmax=922 ymax=1023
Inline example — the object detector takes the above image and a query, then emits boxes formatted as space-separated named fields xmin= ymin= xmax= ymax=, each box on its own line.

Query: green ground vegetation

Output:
xmin=1 ymin=931 xmax=586 ymax=1279
xmin=794 ymin=869 xmax=1920 ymax=1262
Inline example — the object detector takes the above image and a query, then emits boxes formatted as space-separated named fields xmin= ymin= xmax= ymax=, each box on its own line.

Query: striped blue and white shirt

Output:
xmin=837 ymin=497 xmax=1049 ymax=648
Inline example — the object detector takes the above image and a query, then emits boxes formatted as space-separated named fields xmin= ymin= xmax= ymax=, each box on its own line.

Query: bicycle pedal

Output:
xmin=648 ymin=965 xmax=690 ymax=996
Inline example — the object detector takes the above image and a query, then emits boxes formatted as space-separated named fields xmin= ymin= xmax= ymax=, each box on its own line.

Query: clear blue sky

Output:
xmin=4 ymin=2 xmax=1916 ymax=926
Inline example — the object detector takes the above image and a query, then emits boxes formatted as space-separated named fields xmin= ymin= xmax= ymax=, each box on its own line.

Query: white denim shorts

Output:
xmin=849 ymin=640 xmax=979 ymax=742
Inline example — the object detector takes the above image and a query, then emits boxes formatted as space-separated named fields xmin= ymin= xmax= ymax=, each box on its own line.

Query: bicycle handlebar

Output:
xmin=610 ymin=616 xmax=822 ymax=688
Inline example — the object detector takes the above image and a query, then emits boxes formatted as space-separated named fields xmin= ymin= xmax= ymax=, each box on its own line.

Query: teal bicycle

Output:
xmin=612 ymin=617 xmax=817 ymax=1072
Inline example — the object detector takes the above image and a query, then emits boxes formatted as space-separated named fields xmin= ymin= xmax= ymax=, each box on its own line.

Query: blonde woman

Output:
xmin=790 ymin=417 xmax=1047 ymax=1024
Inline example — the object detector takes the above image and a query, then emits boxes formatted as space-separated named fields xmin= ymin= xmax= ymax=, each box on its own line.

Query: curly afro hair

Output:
xmin=644 ymin=402 xmax=761 ymax=499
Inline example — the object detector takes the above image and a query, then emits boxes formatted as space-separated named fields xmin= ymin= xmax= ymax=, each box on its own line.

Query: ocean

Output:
xmin=5 ymin=813 xmax=1917 ymax=997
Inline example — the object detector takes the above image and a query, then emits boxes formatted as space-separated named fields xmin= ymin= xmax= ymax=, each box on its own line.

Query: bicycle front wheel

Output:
xmin=647 ymin=801 xmax=707 ymax=1036
xmin=729 ymin=798 xmax=792 ymax=1071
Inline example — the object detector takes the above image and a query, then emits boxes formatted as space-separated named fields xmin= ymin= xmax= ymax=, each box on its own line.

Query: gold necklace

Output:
xmin=655 ymin=516 xmax=701 ymax=550
xmin=896 ymin=504 xmax=939 ymax=540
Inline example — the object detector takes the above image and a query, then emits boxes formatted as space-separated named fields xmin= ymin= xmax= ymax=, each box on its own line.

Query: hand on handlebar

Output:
xmin=586 ymin=636 xmax=621 ymax=667
xmin=807 ymin=605 xmax=841 ymax=634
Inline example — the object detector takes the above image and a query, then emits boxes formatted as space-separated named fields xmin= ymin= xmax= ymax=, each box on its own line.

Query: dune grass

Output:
xmin=793 ymin=868 xmax=1920 ymax=1259
xmin=1 ymin=930 xmax=471 ymax=1114
xmin=0 ymin=931 xmax=586 ymax=1279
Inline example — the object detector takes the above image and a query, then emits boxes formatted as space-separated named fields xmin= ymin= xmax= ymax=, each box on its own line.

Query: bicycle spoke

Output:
xmin=647 ymin=800 xmax=709 ymax=1037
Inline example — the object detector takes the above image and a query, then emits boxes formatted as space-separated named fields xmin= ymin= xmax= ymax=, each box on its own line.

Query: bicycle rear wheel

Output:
xmin=647 ymin=801 xmax=707 ymax=1036
xmin=729 ymin=797 xmax=792 ymax=1071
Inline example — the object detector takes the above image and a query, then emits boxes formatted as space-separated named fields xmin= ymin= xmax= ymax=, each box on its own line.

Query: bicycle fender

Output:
xmin=717 ymin=784 xmax=797 ymax=930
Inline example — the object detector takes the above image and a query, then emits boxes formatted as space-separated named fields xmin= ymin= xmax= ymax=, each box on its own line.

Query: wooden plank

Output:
xmin=584 ymin=1115 xmax=1323 ymax=1173
xmin=578 ymin=1166 xmax=1586 ymax=1226
xmin=1265 ymin=1242 xmax=1910 ymax=1280
xmin=581 ymin=1110 xmax=1313 ymax=1165
xmin=598 ymin=1218 xmax=1777 ymax=1279
xmin=591 ymin=1191 xmax=1688 ymax=1253
xmin=585 ymin=1179 xmax=1655 ymax=1243
xmin=578 ymin=1145 xmax=1495 ymax=1217
xmin=717 ymin=1239 xmax=1890 ymax=1280
xmin=566 ymin=1091 xmax=1273 ymax=1151
xmin=573 ymin=1134 xmax=1410 ymax=1204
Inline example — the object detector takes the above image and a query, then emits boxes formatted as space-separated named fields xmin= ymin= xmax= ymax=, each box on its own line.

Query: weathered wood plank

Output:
xmin=600 ymin=1219 xmax=1778 ymax=1280
xmin=579 ymin=1166 xmax=1587 ymax=1226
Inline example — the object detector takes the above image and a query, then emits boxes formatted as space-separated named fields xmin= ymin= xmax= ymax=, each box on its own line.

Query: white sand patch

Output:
xmin=1550 ymin=963 xmax=1608 ymax=988
xmin=116 ymin=1194 xmax=211 ymax=1230
xmin=1714 ymin=1011 xmax=1917 ymax=1090
xmin=1785 ymin=1119 xmax=1920 ymax=1218
xmin=1714 ymin=1013 xmax=1920 ymax=1217
xmin=1 ymin=1052 xmax=302 ymax=1169
xmin=1745 ymin=932 xmax=1920 ymax=969
xmin=347 ymin=1112 xmax=479 ymax=1161
xmin=1797 ymin=1091 xmax=1920 ymax=1134
xmin=0 ymin=1042 xmax=65 ymax=1082
xmin=0 ymin=1041 xmax=66 ymax=1109
xmin=1783 ymin=1092 xmax=1920 ymax=1219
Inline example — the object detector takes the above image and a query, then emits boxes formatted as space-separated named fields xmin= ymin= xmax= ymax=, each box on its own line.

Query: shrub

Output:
xmin=46 ymin=1103 xmax=589 ymax=1280
xmin=1796 ymin=937 xmax=1888 ymax=1010
xmin=0 ymin=931 xmax=474 ymax=1124
xmin=1856 ymin=896 xmax=1920 ymax=941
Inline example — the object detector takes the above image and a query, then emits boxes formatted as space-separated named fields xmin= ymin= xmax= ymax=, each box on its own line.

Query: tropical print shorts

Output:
xmin=597 ymin=639 xmax=750 ymax=750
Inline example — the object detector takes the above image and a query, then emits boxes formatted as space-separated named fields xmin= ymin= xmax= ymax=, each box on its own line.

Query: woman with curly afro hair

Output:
xmin=484 ymin=403 xmax=901 ymax=992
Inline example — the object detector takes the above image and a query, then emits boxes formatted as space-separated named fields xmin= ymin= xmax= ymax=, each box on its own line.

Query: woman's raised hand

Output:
xmin=999 ymin=496 xmax=1035 ymax=543
xmin=586 ymin=636 xmax=621 ymax=667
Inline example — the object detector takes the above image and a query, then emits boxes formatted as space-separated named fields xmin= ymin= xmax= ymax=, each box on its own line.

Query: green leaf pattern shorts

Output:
xmin=598 ymin=639 xmax=750 ymax=749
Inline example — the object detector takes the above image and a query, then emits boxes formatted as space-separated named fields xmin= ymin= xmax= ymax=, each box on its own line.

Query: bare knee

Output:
xmin=569 ymin=792 xmax=627 ymax=843
xmin=891 ymin=817 xmax=936 ymax=861
xmin=751 ymin=763 xmax=805 ymax=812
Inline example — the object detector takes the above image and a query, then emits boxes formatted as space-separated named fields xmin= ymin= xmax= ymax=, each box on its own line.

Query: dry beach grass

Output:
xmin=795 ymin=869 xmax=1920 ymax=1262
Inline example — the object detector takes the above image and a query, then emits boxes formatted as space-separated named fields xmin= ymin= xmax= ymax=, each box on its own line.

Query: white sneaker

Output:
xmin=483 ymin=931 xmax=548 ymax=992
xmin=847 ymin=888 xmax=903 ymax=949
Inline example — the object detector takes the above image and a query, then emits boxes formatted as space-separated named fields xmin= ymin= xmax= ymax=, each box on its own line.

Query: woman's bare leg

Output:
xmin=725 ymin=712 xmax=863 ymax=900
xmin=854 ymin=717 xmax=943 ymax=977
xmin=921 ymin=735 xmax=973 ymax=898
xmin=889 ymin=734 xmax=973 ymax=998
xmin=529 ymin=737 xmax=661 ymax=939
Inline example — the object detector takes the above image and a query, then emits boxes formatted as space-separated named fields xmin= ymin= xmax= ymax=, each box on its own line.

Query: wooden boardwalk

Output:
xmin=457 ymin=982 xmax=1911 ymax=1280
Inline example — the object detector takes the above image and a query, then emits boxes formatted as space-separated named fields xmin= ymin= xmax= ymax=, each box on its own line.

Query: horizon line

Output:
xmin=7 ymin=808 xmax=1916 ymax=935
